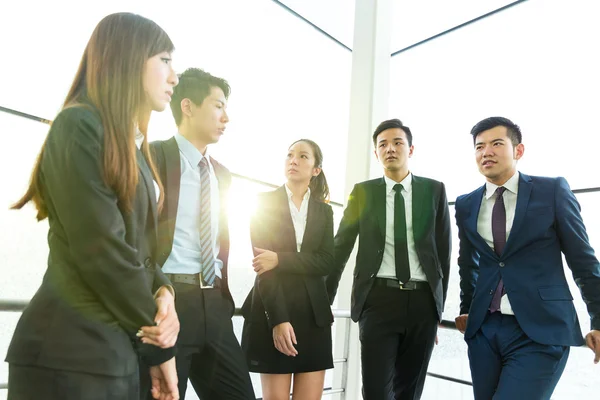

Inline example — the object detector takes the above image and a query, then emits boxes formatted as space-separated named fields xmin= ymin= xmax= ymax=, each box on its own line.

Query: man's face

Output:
xmin=188 ymin=86 xmax=229 ymax=144
xmin=374 ymin=128 xmax=413 ymax=172
xmin=475 ymin=125 xmax=524 ymax=185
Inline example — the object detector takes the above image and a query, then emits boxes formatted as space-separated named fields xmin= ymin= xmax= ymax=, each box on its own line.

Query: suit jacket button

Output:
xmin=489 ymin=290 xmax=494 ymax=295
xmin=144 ymin=258 xmax=152 ymax=268
xmin=499 ymin=262 xmax=505 ymax=267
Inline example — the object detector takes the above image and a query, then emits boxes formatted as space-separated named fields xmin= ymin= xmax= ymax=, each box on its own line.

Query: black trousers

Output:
xmin=141 ymin=283 xmax=255 ymax=400
xmin=359 ymin=283 xmax=438 ymax=400
xmin=8 ymin=364 xmax=139 ymax=400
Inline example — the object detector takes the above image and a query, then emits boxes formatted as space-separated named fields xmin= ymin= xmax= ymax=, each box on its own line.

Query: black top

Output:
xmin=242 ymin=186 xmax=335 ymax=329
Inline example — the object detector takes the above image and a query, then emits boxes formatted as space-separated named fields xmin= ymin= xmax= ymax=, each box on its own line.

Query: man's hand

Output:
xmin=455 ymin=314 xmax=469 ymax=334
xmin=149 ymin=357 xmax=179 ymax=400
xmin=273 ymin=322 xmax=298 ymax=357
xmin=585 ymin=330 xmax=600 ymax=364
xmin=253 ymin=247 xmax=279 ymax=275
xmin=139 ymin=287 xmax=180 ymax=348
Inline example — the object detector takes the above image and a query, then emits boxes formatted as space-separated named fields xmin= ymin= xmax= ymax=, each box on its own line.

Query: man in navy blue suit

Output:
xmin=454 ymin=116 xmax=600 ymax=399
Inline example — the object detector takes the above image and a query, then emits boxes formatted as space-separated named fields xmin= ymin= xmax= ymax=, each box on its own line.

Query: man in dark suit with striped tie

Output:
xmin=146 ymin=68 xmax=255 ymax=399
xmin=454 ymin=116 xmax=600 ymax=399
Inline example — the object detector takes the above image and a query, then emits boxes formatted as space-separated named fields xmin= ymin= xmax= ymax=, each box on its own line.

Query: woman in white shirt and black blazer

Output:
xmin=242 ymin=139 xmax=335 ymax=400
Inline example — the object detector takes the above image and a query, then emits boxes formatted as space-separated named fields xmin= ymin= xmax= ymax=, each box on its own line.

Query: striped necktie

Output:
xmin=199 ymin=157 xmax=215 ymax=285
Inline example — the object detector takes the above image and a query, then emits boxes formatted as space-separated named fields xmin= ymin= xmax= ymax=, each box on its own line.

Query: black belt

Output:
xmin=373 ymin=278 xmax=429 ymax=291
xmin=165 ymin=273 xmax=221 ymax=289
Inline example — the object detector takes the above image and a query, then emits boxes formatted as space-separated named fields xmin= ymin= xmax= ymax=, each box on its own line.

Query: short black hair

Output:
xmin=372 ymin=119 xmax=413 ymax=147
xmin=470 ymin=116 xmax=522 ymax=146
xmin=170 ymin=68 xmax=231 ymax=126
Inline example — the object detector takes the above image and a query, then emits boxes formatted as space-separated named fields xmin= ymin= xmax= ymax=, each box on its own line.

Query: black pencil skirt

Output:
xmin=242 ymin=281 xmax=333 ymax=374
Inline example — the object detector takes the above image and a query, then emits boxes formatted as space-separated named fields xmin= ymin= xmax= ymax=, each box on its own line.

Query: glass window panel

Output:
xmin=391 ymin=0 xmax=516 ymax=51
xmin=0 ymin=314 xmax=21 ymax=398
xmin=0 ymin=0 xmax=352 ymax=203
xmin=0 ymin=113 xmax=50 ymax=301
xmin=389 ymin=0 xmax=600 ymax=202
xmin=424 ymin=328 xmax=474 ymax=399
xmin=278 ymin=0 xmax=355 ymax=48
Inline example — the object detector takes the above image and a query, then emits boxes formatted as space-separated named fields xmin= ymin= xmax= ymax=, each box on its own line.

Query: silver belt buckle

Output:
xmin=399 ymin=281 xmax=412 ymax=291
xmin=198 ymin=272 xmax=213 ymax=289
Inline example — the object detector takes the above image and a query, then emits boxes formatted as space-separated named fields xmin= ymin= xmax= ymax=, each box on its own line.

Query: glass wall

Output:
xmin=389 ymin=0 xmax=600 ymax=398
xmin=0 ymin=1 xmax=352 ymax=398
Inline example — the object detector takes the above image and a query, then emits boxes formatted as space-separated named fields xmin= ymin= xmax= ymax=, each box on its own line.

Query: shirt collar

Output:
xmin=135 ymin=129 xmax=144 ymax=149
xmin=175 ymin=133 xmax=210 ymax=169
xmin=285 ymin=184 xmax=311 ymax=201
xmin=384 ymin=172 xmax=412 ymax=195
xmin=485 ymin=171 xmax=520 ymax=199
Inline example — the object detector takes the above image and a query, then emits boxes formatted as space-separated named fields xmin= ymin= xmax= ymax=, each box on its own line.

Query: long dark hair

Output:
xmin=289 ymin=139 xmax=330 ymax=203
xmin=12 ymin=12 xmax=173 ymax=219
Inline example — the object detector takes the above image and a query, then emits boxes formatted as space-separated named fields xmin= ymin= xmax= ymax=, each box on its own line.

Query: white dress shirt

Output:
xmin=162 ymin=133 xmax=222 ymax=276
xmin=477 ymin=171 xmax=520 ymax=315
xmin=377 ymin=173 xmax=427 ymax=282
xmin=285 ymin=185 xmax=310 ymax=252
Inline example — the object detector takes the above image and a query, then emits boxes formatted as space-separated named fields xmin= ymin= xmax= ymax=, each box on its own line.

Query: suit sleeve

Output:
xmin=148 ymin=142 xmax=174 ymax=295
xmin=554 ymin=177 xmax=600 ymax=331
xmin=455 ymin=199 xmax=480 ymax=315
xmin=252 ymin=198 xmax=290 ymax=328
xmin=276 ymin=205 xmax=334 ymax=276
xmin=43 ymin=109 xmax=174 ymax=365
xmin=326 ymin=184 xmax=361 ymax=305
xmin=436 ymin=183 xmax=452 ymax=306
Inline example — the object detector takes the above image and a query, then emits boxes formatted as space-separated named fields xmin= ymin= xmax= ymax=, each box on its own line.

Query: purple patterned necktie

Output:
xmin=489 ymin=186 xmax=507 ymax=313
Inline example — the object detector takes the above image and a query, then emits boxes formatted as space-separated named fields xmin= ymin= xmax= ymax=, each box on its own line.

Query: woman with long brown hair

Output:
xmin=6 ymin=13 xmax=180 ymax=400
xmin=241 ymin=139 xmax=335 ymax=400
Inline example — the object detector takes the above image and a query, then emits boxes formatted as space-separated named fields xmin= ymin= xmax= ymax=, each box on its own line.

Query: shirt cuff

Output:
xmin=154 ymin=285 xmax=175 ymax=300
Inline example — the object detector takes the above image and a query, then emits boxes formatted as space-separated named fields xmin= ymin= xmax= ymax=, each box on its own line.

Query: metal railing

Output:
xmin=0 ymin=300 xmax=473 ymax=394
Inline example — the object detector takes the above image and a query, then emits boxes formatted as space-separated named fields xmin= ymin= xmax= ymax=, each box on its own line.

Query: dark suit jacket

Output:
xmin=326 ymin=175 xmax=451 ymax=322
xmin=456 ymin=172 xmax=600 ymax=346
xmin=242 ymin=186 xmax=335 ymax=330
xmin=6 ymin=104 xmax=175 ymax=377
xmin=149 ymin=137 xmax=233 ymax=309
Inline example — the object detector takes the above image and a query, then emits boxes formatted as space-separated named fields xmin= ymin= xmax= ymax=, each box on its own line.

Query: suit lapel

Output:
xmin=164 ymin=137 xmax=181 ymax=243
xmin=375 ymin=178 xmax=387 ymax=241
xmin=503 ymin=173 xmax=532 ymax=258
xmin=210 ymin=158 xmax=227 ymax=210
xmin=411 ymin=175 xmax=424 ymax=229
xmin=136 ymin=148 xmax=157 ymax=224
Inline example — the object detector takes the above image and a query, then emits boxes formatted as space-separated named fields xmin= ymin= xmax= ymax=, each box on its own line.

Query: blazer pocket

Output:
xmin=538 ymin=285 xmax=573 ymax=301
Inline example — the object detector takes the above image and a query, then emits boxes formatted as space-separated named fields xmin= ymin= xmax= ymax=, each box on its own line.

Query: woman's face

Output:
xmin=143 ymin=51 xmax=178 ymax=112
xmin=285 ymin=141 xmax=321 ymax=184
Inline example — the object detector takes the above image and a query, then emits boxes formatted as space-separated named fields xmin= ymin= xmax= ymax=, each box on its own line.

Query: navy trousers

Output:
xmin=466 ymin=312 xmax=569 ymax=400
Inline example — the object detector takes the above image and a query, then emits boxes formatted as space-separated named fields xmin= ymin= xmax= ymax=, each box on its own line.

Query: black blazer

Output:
xmin=242 ymin=186 xmax=335 ymax=329
xmin=326 ymin=175 xmax=452 ymax=322
xmin=149 ymin=137 xmax=234 ymax=308
xmin=6 ymin=105 xmax=175 ymax=377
